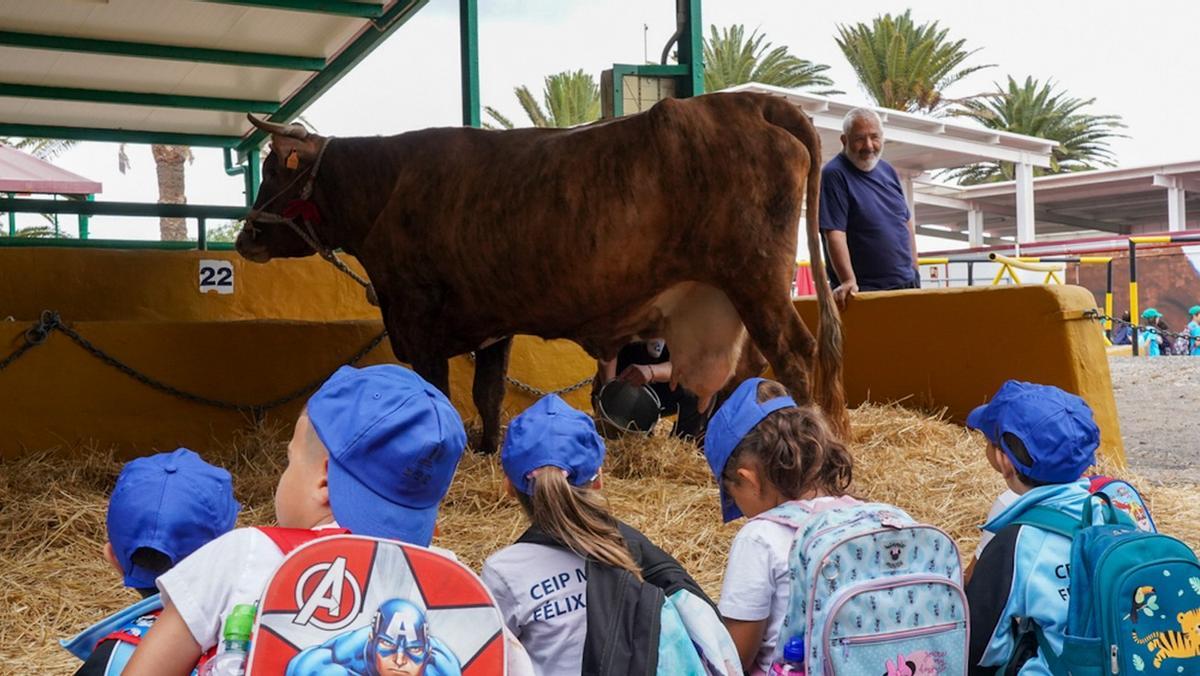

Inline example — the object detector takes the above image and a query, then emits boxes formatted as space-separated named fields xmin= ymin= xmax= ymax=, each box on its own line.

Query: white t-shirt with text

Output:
xmin=481 ymin=542 xmax=589 ymax=676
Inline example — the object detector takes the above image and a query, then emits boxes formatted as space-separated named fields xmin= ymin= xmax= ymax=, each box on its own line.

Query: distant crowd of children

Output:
xmin=1111 ymin=304 xmax=1200 ymax=356
xmin=64 ymin=362 xmax=1199 ymax=676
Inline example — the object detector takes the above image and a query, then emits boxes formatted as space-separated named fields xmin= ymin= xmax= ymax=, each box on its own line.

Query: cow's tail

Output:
xmin=767 ymin=98 xmax=849 ymax=437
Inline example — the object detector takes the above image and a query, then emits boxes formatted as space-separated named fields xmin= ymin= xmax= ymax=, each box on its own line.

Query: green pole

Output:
xmin=80 ymin=194 xmax=93 ymax=240
xmin=677 ymin=0 xmax=704 ymax=97
xmin=6 ymin=193 xmax=14 ymax=236
xmin=247 ymin=148 xmax=261 ymax=203
xmin=53 ymin=193 xmax=59 ymax=236
xmin=459 ymin=0 xmax=480 ymax=127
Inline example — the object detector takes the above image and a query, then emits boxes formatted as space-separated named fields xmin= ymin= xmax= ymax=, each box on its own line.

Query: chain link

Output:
xmin=1084 ymin=309 xmax=1195 ymax=343
xmin=0 ymin=310 xmax=387 ymax=417
xmin=463 ymin=351 xmax=595 ymax=398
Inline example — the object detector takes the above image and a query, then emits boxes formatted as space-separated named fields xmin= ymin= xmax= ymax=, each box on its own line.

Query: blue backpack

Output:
xmin=756 ymin=499 xmax=967 ymax=675
xmin=1012 ymin=494 xmax=1200 ymax=675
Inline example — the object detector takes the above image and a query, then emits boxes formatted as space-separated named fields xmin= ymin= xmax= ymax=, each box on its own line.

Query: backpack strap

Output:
xmin=751 ymin=496 xmax=861 ymax=529
xmin=1032 ymin=623 xmax=1070 ymax=676
xmin=256 ymin=526 xmax=351 ymax=554
xmin=1009 ymin=506 xmax=1082 ymax=538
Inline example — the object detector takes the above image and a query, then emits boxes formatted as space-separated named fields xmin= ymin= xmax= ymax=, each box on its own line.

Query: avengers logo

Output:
xmin=293 ymin=556 xmax=364 ymax=631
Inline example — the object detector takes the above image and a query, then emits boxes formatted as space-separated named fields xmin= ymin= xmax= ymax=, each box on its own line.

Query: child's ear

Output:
xmin=993 ymin=448 xmax=1018 ymax=480
xmin=503 ymin=477 xmax=518 ymax=499
xmin=316 ymin=457 xmax=330 ymax=507
xmin=103 ymin=542 xmax=123 ymax=575
xmin=735 ymin=466 xmax=761 ymax=493
xmin=592 ymin=468 xmax=604 ymax=491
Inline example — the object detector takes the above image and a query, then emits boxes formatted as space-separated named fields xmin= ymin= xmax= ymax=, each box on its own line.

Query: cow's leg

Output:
xmin=471 ymin=337 xmax=512 ymax=455
xmin=410 ymin=356 xmax=451 ymax=400
xmin=726 ymin=287 xmax=818 ymax=408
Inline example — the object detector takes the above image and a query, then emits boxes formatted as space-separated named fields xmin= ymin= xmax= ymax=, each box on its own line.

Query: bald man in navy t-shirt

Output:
xmin=819 ymin=107 xmax=919 ymax=307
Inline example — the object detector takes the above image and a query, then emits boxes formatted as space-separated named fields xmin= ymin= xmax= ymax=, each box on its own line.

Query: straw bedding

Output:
xmin=3 ymin=405 xmax=1197 ymax=672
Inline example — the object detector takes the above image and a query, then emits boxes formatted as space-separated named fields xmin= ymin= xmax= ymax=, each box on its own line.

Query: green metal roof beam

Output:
xmin=237 ymin=0 xmax=430 ymax=154
xmin=0 ymin=238 xmax=235 ymax=251
xmin=0 ymin=83 xmax=278 ymax=113
xmin=0 ymin=123 xmax=240 ymax=147
xmin=1 ymin=197 xmax=247 ymax=220
xmin=0 ymin=30 xmax=325 ymax=71
xmin=203 ymin=0 xmax=385 ymax=18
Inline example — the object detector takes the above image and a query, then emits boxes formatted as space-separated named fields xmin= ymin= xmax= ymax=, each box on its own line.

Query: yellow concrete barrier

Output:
xmin=791 ymin=284 xmax=1123 ymax=464
xmin=0 ymin=250 xmax=1121 ymax=464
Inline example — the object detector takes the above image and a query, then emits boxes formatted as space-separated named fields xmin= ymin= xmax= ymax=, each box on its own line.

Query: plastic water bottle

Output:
xmin=199 ymin=604 xmax=256 ymax=676
xmin=769 ymin=636 xmax=806 ymax=675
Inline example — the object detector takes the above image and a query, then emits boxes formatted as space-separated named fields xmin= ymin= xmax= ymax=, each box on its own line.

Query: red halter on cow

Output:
xmin=237 ymin=91 xmax=846 ymax=453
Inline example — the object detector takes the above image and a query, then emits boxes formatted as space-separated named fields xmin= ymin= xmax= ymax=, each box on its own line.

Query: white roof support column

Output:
xmin=968 ymin=208 xmax=986 ymax=247
xmin=1015 ymin=162 xmax=1036 ymax=247
xmin=900 ymin=171 xmax=917 ymax=220
xmin=1167 ymin=186 xmax=1187 ymax=231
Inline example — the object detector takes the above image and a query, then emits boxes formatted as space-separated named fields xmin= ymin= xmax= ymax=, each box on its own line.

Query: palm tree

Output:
xmin=835 ymin=10 xmax=992 ymax=114
xmin=485 ymin=70 xmax=601 ymax=129
xmin=943 ymin=76 xmax=1126 ymax=184
xmin=703 ymin=24 xmax=840 ymax=95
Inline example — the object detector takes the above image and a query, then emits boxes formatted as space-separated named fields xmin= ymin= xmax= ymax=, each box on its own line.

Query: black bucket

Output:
xmin=595 ymin=380 xmax=662 ymax=438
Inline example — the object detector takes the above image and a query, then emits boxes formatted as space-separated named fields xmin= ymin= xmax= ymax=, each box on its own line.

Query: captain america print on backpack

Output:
xmin=755 ymin=499 xmax=967 ymax=675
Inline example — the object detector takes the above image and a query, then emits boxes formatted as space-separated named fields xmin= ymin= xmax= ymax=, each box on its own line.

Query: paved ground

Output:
xmin=1109 ymin=356 xmax=1199 ymax=483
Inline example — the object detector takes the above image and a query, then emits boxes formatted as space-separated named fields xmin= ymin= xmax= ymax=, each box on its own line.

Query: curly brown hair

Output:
xmin=722 ymin=380 xmax=853 ymax=499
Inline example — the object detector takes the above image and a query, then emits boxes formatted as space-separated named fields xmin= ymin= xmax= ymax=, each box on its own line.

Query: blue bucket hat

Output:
xmin=308 ymin=364 xmax=466 ymax=546
xmin=107 ymin=448 xmax=240 ymax=588
xmin=704 ymin=378 xmax=797 ymax=522
xmin=967 ymin=380 xmax=1099 ymax=484
xmin=501 ymin=394 xmax=605 ymax=495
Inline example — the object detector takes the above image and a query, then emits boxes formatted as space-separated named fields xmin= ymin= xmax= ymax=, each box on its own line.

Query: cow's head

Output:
xmin=237 ymin=115 xmax=330 ymax=263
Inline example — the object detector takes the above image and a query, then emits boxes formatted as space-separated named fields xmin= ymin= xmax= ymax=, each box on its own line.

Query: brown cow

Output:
xmin=237 ymin=92 xmax=846 ymax=453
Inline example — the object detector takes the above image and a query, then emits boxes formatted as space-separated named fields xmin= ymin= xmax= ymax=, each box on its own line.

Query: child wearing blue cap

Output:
xmin=965 ymin=380 xmax=1101 ymax=675
xmin=482 ymin=394 xmax=736 ymax=675
xmin=68 ymin=448 xmax=239 ymax=676
xmin=124 ymin=364 xmax=467 ymax=676
xmin=702 ymin=377 xmax=855 ymax=674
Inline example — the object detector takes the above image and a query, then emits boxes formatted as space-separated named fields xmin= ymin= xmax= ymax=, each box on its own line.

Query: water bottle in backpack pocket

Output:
xmin=756 ymin=501 xmax=968 ymax=675
xmin=1012 ymin=494 xmax=1200 ymax=676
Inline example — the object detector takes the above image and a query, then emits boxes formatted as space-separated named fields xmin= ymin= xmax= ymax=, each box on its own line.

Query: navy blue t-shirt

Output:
xmin=819 ymin=153 xmax=915 ymax=290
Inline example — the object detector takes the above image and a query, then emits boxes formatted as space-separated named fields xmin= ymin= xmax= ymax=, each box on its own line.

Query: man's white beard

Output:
xmin=847 ymin=150 xmax=881 ymax=172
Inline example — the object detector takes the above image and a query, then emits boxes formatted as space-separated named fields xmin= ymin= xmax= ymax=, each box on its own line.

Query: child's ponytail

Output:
xmin=518 ymin=468 xmax=642 ymax=580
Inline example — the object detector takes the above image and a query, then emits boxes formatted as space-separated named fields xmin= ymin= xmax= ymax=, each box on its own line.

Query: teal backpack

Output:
xmin=1012 ymin=494 xmax=1200 ymax=675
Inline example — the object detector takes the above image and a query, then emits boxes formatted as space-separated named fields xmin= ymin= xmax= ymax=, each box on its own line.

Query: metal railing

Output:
xmin=1127 ymin=234 xmax=1200 ymax=355
xmin=0 ymin=196 xmax=247 ymax=249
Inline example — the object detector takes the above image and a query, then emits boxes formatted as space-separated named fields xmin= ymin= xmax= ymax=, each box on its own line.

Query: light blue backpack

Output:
xmin=755 ymin=499 xmax=967 ymax=675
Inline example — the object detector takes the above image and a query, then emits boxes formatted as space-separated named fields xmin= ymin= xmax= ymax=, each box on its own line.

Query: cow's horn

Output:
xmin=246 ymin=114 xmax=309 ymax=140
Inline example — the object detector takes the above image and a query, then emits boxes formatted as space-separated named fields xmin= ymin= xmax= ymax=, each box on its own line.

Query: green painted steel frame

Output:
xmin=202 ymin=0 xmax=385 ymax=18
xmin=236 ymin=0 xmax=431 ymax=155
xmin=0 ymin=30 xmax=325 ymax=71
xmin=459 ymin=0 xmax=480 ymax=128
xmin=608 ymin=64 xmax=688 ymax=118
xmin=0 ymin=237 xmax=235 ymax=250
xmin=607 ymin=0 xmax=703 ymax=117
xmin=0 ymin=82 xmax=278 ymax=114
xmin=1 ymin=197 xmax=247 ymax=250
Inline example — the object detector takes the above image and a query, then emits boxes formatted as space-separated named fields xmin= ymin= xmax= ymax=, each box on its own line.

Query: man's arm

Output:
xmin=824 ymin=230 xmax=857 ymax=308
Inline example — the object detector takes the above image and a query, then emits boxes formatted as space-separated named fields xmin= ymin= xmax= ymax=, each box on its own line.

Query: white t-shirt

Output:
xmin=718 ymin=518 xmax=795 ymax=675
xmin=157 ymin=523 xmax=346 ymax=652
xmin=481 ymin=542 xmax=589 ymax=676
xmin=975 ymin=489 xmax=1019 ymax=559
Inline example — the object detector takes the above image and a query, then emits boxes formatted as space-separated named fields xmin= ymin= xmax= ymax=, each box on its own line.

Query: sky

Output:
xmin=18 ymin=0 xmax=1200 ymax=246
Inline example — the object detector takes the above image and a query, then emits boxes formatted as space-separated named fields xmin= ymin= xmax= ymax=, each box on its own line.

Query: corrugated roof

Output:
xmin=0 ymin=143 xmax=101 ymax=194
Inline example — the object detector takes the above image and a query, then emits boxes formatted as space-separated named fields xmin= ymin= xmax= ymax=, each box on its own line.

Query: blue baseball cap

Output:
xmin=967 ymin=380 xmax=1099 ymax=484
xmin=501 ymin=394 xmax=605 ymax=495
xmin=308 ymin=365 xmax=466 ymax=546
xmin=704 ymin=378 xmax=797 ymax=522
xmin=107 ymin=448 xmax=240 ymax=588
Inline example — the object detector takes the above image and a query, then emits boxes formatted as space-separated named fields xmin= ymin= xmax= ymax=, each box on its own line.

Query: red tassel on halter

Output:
xmin=281 ymin=199 xmax=321 ymax=225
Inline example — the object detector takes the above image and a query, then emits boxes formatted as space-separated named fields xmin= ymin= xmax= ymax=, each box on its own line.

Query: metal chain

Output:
xmin=1084 ymin=309 xmax=1195 ymax=343
xmin=0 ymin=310 xmax=387 ymax=416
xmin=463 ymin=351 xmax=595 ymax=397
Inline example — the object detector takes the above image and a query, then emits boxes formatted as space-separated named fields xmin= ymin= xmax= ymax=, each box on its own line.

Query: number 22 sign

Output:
xmin=199 ymin=259 xmax=234 ymax=294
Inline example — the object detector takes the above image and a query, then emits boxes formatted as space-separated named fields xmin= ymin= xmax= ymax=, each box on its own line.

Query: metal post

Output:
xmin=247 ymin=148 xmax=261 ymax=203
xmin=6 ymin=193 xmax=14 ymax=236
xmin=52 ymin=193 xmax=59 ymax=236
xmin=198 ymin=217 xmax=207 ymax=251
xmin=1104 ymin=260 xmax=1113 ymax=339
xmin=1129 ymin=238 xmax=1139 ymax=356
xmin=79 ymin=194 xmax=93 ymax=240
xmin=1015 ymin=161 xmax=1035 ymax=250
xmin=967 ymin=261 xmax=975 ymax=286
xmin=677 ymin=0 xmax=704 ymax=97
xmin=459 ymin=0 xmax=480 ymax=127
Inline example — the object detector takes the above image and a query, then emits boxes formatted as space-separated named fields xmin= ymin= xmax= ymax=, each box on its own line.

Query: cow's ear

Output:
xmin=270 ymin=134 xmax=322 ymax=170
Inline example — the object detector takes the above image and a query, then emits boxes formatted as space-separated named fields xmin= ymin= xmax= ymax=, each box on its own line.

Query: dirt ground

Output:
xmin=1109 ymin=355 xmax=1200 ymax=483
